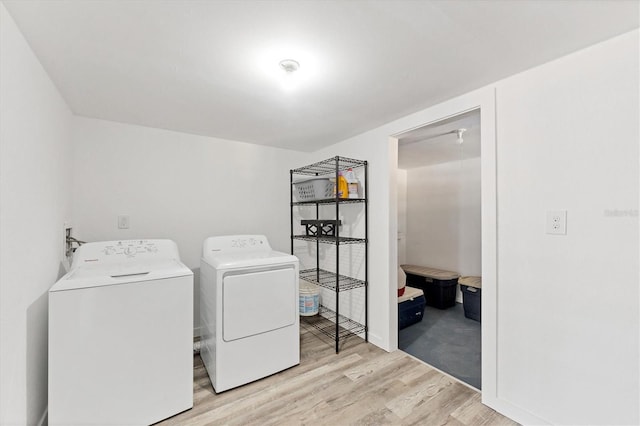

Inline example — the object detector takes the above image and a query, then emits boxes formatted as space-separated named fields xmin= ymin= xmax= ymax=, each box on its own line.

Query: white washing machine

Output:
xmin=200 ymin=235 xmax=299 ymax=393
xmin=49 ymin=239 xmax=193 ymax=426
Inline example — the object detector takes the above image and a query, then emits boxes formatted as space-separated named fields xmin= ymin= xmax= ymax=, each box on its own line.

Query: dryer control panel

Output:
xmin=203 ymin=235 xmax=270 ymax=254
xmin=72 ymin=239 xmax=180 ymax=268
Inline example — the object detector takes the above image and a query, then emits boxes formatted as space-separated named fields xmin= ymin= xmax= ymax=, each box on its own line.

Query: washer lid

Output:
xmin=202 ymin=249 xmax=298 ymax=269
xmin=50 ymin=259 xmax=193 ymax=292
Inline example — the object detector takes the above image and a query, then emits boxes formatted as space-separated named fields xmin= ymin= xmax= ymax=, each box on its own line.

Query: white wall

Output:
xmin=314 ymin=30 xmax=638 ymax=425
xmin=71 ymin=117 xmax=308 ymax=334
xmin=308 ymin=135 xmax=398 ymax=350
xmin=405 ymin=157 xmax=482 ymax=302
xmin=494 ymin=30 xmax=638 ymax=425
xmin=0 ymin=4 xmax=74 ymax=425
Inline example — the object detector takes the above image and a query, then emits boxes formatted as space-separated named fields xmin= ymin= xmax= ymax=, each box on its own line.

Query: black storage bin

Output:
xmin=398 ymin=287 xmax=426 ymax=329
xmin=423 ymin=277 xmax=458 ymax=309
xmin=462 ymin=285 xmax=481 ymax=322
xmin=401 ymin=265 xmax=460 ymax=310
xmin=459 ymin=276 xmax=481 ymax=321
xmin=406 ymin=273 xmax=457 ymax=309
xmin=406 ymin=273 xmax=425 ymax=288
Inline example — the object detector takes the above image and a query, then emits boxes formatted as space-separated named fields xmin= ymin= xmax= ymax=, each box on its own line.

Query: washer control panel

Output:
xmin=72 ymin=239 xmax=179 ymax=267
xmin=101 ymin=240 xmax=159 ymax=257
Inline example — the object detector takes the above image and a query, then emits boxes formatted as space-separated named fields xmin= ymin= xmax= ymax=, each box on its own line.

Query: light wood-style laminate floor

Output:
xmin=157 ymin=323 xmax=518 ymax=426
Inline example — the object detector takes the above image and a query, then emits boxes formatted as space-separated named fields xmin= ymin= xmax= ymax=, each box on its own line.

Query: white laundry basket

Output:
xmin=293 ymin=178 xmax=333 ymax=201
xmin=299 ymin=280 xmax=320 ymax=316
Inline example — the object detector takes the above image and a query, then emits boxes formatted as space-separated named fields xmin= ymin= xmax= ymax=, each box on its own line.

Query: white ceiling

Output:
xmin=4 ymin=0 xmax=638 ymax=152
xmin=398 ymin=109 xmax=480 ymax=169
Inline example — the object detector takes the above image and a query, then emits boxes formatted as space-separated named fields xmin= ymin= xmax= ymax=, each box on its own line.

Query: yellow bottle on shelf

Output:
xmin=338 ymin=173 xmax=348 ymax=198
xmin=332 ymin=173 xmax=349 ymax=198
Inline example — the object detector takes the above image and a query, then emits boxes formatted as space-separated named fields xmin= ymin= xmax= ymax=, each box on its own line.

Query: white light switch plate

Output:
xmin=546 ymin=210 xmax=567 ymax=235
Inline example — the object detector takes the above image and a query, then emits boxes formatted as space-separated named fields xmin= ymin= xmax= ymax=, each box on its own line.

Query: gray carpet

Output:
xmin=399 ymin=302 xmax=481 ymax=389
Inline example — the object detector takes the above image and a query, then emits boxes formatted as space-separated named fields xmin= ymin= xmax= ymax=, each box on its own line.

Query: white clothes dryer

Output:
xmin=200 ymin=235 xmax=299 ymax=393
xmin=49 ymin=240 xmax=193 ymax=426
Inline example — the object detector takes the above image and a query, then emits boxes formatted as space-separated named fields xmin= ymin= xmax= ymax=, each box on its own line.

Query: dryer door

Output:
xmin=222 ymin=266 xmax=296 ymax=342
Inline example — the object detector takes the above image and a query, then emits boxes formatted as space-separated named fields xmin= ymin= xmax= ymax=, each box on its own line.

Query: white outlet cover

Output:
xmin=118 ymin=215 xmax=130 ymax=229
xmin=546 ymin=210 xmax=567 ymax=235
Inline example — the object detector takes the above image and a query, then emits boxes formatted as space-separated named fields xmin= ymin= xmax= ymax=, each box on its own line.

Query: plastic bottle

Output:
xmin=337 ymin=172 xmax=348 ymax=199
xmin=344 ymin=168 xmax=360 ymax=198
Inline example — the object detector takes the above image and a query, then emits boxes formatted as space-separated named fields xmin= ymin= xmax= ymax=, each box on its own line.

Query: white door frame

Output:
xmin=387 ymin=87 xmax=499 ymax=407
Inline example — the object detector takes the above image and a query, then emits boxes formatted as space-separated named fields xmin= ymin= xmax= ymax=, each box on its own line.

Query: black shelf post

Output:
xmin=364 ymin=160 xmax=368 ymax=343
xmin=334 ymin=157 xmax=340 ymax=353
xmin=315 ymin=172 xmax=320 ymax=284
xmin=290 ymin=170 xmax=294 ymax=255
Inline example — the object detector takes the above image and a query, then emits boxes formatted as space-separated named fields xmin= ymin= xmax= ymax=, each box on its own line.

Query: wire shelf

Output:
xmin=291 ymin=156 xmax=367 ymax=176
xmin=292 ymin=198 xmax=366 ymax=206
xmin=300 ymin=268 xmax=366 ymax=292
xmin=301 ymin=306 xmax=365 ymax=340
xmin=293 ymin=235 xmax=366 ymax=245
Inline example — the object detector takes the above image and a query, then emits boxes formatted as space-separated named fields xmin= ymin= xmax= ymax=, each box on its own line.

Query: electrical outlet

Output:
xmin=546 ymin=210 xmax=567 ymax=235
xmin=118 ymin=215 xmax=130 ymax=229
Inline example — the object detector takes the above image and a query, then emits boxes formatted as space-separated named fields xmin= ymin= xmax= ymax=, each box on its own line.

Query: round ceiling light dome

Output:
xmin=279 ymin=59 xmax=300 ymax=73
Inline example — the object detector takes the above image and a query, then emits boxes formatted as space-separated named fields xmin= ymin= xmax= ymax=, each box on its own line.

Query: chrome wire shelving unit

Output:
xmin=290 ymin=156 xmax=368 ymax=353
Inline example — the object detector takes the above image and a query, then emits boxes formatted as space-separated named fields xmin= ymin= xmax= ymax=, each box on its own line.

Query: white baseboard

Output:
xmin=482 ymin=394 xmax=550 ymax=425
xmin=366 ymin=331 xmax=385 ymax=351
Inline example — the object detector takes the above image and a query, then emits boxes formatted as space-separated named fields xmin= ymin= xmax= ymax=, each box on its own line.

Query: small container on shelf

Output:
xmin=344 ymin=167 xmax=361 ymax=199
xmin=329 ymin=173 xmax=349 ymax=199
xmin=299 ymin=280 xmax=320 ymax=316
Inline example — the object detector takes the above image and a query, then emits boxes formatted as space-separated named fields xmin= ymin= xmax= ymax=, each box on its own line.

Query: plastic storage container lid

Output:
xmin=300 ymin=279 xmax=320 ymax=293
xmin=400 ymin=264 xmax=460 ymax=280
xmin=459 ymin=276 xmax=482 ymax=288
xmin=398 ymin=286 xmax=424 ymax=303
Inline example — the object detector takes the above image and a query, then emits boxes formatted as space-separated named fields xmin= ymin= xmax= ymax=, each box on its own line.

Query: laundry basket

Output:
xmin=293 ymin=178 xmax=333 ymax=201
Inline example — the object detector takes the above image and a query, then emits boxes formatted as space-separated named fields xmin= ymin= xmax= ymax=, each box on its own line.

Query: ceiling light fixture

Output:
xmin=279 ymin=59 xmax=300 ymax=73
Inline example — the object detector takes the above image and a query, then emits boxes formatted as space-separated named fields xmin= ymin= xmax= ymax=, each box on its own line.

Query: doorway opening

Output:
xmin=396 ymin=109 xmax=482 ymax=390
